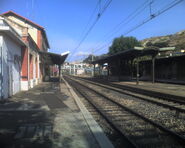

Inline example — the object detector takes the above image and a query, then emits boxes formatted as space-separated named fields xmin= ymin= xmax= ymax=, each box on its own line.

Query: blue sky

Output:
xmin=1 ymin=0 xmax=185 ymax=62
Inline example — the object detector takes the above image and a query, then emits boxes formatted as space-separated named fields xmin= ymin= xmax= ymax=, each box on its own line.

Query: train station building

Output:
xmin=0 ymin=11 xmax=68 ymax=99
xmin=0 ymin=16 xmax=26 ymax=98
xmin=91 ymin=46 xmax=185 ymax=84
xmin=1 ymin=11 xmax=50 ymax=90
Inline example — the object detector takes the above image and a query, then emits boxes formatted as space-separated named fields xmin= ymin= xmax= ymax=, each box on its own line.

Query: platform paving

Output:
xmin=0 ymin=79 xmax=101 ymax=148
xmin=114 ymin=81 xmax=185 ymax=98
xmin=79 ymin=75 xmax=185 ymax=98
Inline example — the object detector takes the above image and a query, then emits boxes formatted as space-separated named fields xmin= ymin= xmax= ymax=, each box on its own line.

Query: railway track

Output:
xmin=67 ymin=76 xmax=185 ymax=138
xmin=64 ymin=76 xmax=185 ymax=147
xmin=70 ymin=76 xmax=185 ymax=115
xmin=78 ymin=76 xmax=185 ymax=105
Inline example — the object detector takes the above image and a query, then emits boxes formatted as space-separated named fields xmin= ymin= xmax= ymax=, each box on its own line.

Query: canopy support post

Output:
xmin=99 ymin=64 xmax=101 ymax=76
xmin=136 ymin=60 xmax=139 ymax=85
xmin=52 ymin=65 xmax=55 ymax=76
xmin=92 ymin=64 xmax=95 ymax=77
xmin=107 ymin=63 xmax=109 ymax=80
xmin=118 ymin=59 xmax=121 ymax=81
xmin=59 ymin=64 xmax=61 ymax=82
xmin=152 ymin=56 xmax=156 ymax=83
xmin=131 ymin=59 xmax=133 ymax=80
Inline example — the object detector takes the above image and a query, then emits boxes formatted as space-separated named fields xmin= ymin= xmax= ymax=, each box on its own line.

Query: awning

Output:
xmin=91 ymin=47 xmax=159 ymax=64
xmin=39 ymin=51 xmax=69 ymax=65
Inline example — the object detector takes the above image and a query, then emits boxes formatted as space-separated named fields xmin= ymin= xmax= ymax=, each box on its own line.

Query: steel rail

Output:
xmin=75 ymin=76 xmax=185 ymax=105
xmin=66 ymin=77 xmax=137 ymax=148
xmin=65 ymin=76 xmax=185 ymax=145
xmin=68 ymin=75 xmax=185 ymax=114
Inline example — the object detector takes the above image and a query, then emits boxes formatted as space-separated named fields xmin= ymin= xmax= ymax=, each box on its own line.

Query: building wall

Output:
xmin=62 ymin=63 xmax=90 ymax=75
xmin=6 ymin=15 xmax=48 ymax=52
xmin=7 ymin=16 xmax=38 ymax=43
xmin=5 ymin=17 xmax=23 ymax=35
xmin=21 ymin=37 xmax=29 ymax=81
xmin=1 ymin=13 xmax=49 ymax=92
xmin=77 ymin=69 xmax=85 ymax=75
xmin=0 ymin=35 xmax=3 ymax=98
xmin=5 ymin=15 xmax=47 ymax=85
xmin=21 ymin=36 xmax=29 ymax=90
xmin=37 ymin=30 xmax=42 ymax=50
xmin=36 ymin=54 xmax=40 ymax=83
xmin=0 ymin=34 xmax=22 ymax=99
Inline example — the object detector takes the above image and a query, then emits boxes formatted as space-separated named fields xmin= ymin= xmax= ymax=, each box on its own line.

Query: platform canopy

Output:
xmin=40 ymin=51 xmax=69 ymax=65
xmin=91 ymin=47 xmax=159 ymax=64
xmin=92 ymin=46 xmax=177 ymax=65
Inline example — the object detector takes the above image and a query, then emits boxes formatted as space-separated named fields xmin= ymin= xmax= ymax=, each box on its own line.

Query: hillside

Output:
xmin=141 ymin=30 xmax=185 ymax=49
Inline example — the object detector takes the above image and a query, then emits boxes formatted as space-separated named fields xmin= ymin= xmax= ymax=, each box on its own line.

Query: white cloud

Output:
xmin=75 ymin=51 xmax=90 ymax=56
xmin=49 ymin=36 xmax=107 ymax=61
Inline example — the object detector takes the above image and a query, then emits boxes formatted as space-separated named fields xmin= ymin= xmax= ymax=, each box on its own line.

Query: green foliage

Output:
xmin=153 ymin=42 xmax=169 ymax=48
xmin=145 ymin=41 xmax=169 ymax=48
xmin=175 ymin=42 xmax=185 ymax=49
xmin=97 ymin=54 xmax=108 ymax=59
xmin=108 ymin=36 xmax=141 ymax=55
xmin=145 ymin=41 xmax=153 ymax=47
xmin=83 ymin=54 xmax=97 ymax=63
xmin=83 ymin=54 xmax=108 ymax=63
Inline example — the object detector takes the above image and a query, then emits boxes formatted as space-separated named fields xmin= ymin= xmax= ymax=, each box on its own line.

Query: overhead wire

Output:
xmin=68 ymin=0 xmax=113 ymax=61
xmin=93 ymin=0 xmax=152 ymax=53
xmin=93 ymin=0 xmax=184 ymax=54
xmin=31 ymin=0 xmax=35 ymax=20
xmin=78 ymin=1 xmax=99 ymax=41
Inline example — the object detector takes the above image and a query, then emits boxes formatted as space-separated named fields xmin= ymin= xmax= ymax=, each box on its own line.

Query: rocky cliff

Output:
xmin=141 ymin=30 xmax=185 ymax=49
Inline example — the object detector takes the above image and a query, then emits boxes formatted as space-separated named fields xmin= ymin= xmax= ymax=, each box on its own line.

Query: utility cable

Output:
xmin=93 ymin=0 xmax=151 ymax=53
xmin=68 ymin=0 xmax=113 ymax=61
xmin=93 ymin=0 xmax=184 ymax=54
xmin=79 ymin=1 xmax=99 ymax=41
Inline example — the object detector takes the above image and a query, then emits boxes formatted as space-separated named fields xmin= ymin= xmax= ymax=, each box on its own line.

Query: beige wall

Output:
xmin=7 ymin=16 xmax=38 ymax=44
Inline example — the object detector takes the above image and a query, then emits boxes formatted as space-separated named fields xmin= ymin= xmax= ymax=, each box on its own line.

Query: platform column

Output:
xmin=136 ymin=60 xmax=139 ymax=85
xmin=73 ymin=64 xmax=75 ymax=75
xmin=107 ymin=63 xmax=110 ymax=80
xmin=52 ymin=65 xmax=54 ymax=76
xmin=59 ymin=64 xmax=61 ymax=82
xmin=92 ymin=64 xmax=95 ymax=77
xmin=99 ymin=64 xmax=101 ymax=76
xmin=118 ymin=59 xmax=121 ymax=81
xmin=152 ymin=56 xmax=156 ymax=83
xmin=130 ymin=59 xmax=133 ymax=80
xmin=70 ymin=65 xmax=72 ymax=75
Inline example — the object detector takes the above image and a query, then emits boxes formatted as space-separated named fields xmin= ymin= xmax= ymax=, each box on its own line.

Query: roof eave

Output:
xmin=1 ymin=11 xmax=44 ymax=29
xmin=1 ymin=11 xmax=50 ymax=48
xmin=0 ymin=27 xmax=26 ymax=46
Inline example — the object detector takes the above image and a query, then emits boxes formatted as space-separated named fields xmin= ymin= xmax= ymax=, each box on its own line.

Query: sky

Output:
xmin=1 ymin=0 xmax=185 ymax=62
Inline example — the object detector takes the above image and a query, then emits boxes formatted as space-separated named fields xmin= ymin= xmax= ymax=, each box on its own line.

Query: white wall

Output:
xmin=1 ymin=34 xmax=22 ymax=99
xmin=77 ymin=69 xmax=85 ymax=75
xmin=0 ymin=35 xmax=3 ymax=99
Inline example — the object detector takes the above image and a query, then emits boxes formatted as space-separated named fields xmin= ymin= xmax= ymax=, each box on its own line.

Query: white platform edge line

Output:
xmin=62 ymin=77 xmax=114 ymax=148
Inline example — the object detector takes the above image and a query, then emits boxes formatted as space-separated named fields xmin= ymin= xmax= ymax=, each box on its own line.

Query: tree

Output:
xmin=83 ymin=54 xmax=98 ymax=63
xmin=153 ymin=42 xmax=169 ymax=48
xmin=83 ymin=54 xmax=108 ymax=63
xmin=145 ymin=41 xmax=169 ymax=48
xmin=108 ymin=36 xmax=141 ymax=55
xmin=175 ymin=42 xmax=185 ymax=50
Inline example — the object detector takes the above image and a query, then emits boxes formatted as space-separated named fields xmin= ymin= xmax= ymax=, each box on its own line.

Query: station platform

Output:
xmin=113 ymin=80 xmax=185 ymax=98
xmin=79 ymin=75 xmax=185 ymax=99
xmin=0 ymin=78 xmax=112 ymax=148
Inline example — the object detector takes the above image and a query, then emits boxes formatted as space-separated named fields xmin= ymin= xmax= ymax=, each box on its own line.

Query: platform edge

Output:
xmin=62 ymin=77 xmax=114 ymax=148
